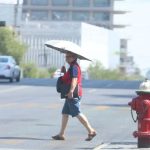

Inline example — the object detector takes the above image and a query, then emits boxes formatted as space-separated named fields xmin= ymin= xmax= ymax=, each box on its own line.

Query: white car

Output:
xmin=0 ymin=56 xmax=21 ymax=82
xmin=52 ymin=69 xmax=64 ymax=78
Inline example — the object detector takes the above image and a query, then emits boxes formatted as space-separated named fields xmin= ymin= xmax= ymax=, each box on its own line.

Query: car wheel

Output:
xmin=16 ymin=73 xmax=20 ymax=82
xmin=9 ymin=77 xmax=13 ymax=83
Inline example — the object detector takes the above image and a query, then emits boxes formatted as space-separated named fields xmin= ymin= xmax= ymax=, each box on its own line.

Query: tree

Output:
xmin=87 ymin=60 xmax=143 ymax=80
xmin=0 ymin=27 xmax=26 ymax=64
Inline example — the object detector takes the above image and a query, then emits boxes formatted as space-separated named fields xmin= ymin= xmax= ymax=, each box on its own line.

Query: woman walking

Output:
xmin=52 ymin=52 xmax=96 ymax=141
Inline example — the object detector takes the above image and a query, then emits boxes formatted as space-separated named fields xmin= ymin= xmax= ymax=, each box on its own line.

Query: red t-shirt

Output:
xmin=61 ymin=61 xmax=82 ymax=96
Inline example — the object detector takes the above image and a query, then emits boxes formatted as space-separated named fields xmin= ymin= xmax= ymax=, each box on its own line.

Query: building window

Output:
xmin=31 ymin=10 xmax=48 ymax=20
xmin=23 ymin=0 xmax=28 ymax=5
xmin=93 ymin=0 xmax=110 ymax=7
xmin=120 ymin=39 xmax=128 ymax=49
xmin=52 ymin=11 xmax=69 ymax=20
xmin=93 ymin=12 xmax=110 ymax=21
xmin=31 ymin=0 xmax=48 ymax=5
xmin=72 ymin=12 xmax=89 ymax=21
xmin=72 ymin=0 xmax=90 ymax=7
xmin=51 ymin=0 xmax=69 ymax=6
xmin=22 ymin=10 xmax=28 ymax=20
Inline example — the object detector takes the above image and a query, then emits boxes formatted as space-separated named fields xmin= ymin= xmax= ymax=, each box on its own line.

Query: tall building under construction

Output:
xmin=22 ymin=0 xmax=125 ymax=29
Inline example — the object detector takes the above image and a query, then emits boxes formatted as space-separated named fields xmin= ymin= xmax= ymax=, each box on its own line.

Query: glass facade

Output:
xmin=93 ymin=0 xmax=111 ymax=7
xmin=51 ymin=0 xmax=69 ymax=6
xmin=72 ymin=0 xmax=90 ymax=7
xmin=22 ymin=10 xmax=27 ymax=20
xmin=72 ymin=11 xmax=89 ymax=21
xmin=23 ymin=0 xmax=28 ymax=5
xmin=93 ymin=12 xmax=110 ymax=21
xmin=31 ymin=10 xmax=48 ymax=20
xmin=31 ymin=0 xmax=48 ymax=5
xmin=52 ymin=11 xmax=69 ymax=20
xmin=22 ymin=0 xmax=114 ymax=27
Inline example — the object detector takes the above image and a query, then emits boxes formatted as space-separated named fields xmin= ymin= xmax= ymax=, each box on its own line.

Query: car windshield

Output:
xmin=0 ymin=58 xmax=8 ymax=63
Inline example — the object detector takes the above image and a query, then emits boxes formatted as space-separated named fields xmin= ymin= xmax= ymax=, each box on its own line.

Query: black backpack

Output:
xmin=56 ymin=77 xmax=78 ymax=99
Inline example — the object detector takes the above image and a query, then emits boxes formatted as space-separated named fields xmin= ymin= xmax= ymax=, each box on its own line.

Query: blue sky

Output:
xmin=114 ymin=0 xmax=150 ymax=75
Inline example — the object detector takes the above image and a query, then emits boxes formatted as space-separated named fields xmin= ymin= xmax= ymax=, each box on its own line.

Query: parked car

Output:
xmin=0 ymin=56 xmax=21 ymax=82
xmin=52 ymin=69 xmax=64 ymax=78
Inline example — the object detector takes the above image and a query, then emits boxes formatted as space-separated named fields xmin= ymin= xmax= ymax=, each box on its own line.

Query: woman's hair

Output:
xmin=67 ymin=52 xmax=77 ymax=59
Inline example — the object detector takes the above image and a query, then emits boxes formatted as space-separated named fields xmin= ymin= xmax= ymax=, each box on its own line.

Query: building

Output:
xmin=0 ymin=1 xmax=22 ymax=27
xmin=0 ymin=0 xmax=125 ymax=71
xmin=18 ymin=21 xmax=120 ymax=70
xmin=22 ymin=0 xmax=125 ymax=29
xmin=119 ymin=39 xmax=136 ymax=74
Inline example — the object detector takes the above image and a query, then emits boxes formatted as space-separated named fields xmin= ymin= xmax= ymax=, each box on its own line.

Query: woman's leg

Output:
xmin=76 ymin=113 xmax=95 ymax=134
xmin=59 ymin=114 xmax=69 ymax=137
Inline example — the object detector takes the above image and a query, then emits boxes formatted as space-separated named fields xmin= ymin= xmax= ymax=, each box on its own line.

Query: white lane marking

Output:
xmin=93 ymin=143 xmax=109 ymax=150
xmin=88 ymin=89 xmax=97 ymax=93
xmin=0 ymin=86 xmax=28 ymax=94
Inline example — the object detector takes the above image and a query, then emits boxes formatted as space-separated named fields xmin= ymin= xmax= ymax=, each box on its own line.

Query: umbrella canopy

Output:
xmin=45 ymin=40 xmax=92 ymax=61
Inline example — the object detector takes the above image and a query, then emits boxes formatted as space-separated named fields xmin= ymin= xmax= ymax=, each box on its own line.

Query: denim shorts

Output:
xmin=62 ymin=97 xmax=81 ymax=117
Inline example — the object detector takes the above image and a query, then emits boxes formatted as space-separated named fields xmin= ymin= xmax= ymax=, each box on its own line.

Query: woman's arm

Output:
xmin=67 ymin=78 xmax=77 ymax=99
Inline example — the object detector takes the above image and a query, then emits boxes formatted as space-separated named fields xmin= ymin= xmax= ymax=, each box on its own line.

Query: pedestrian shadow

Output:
xmin=0 ymin=137 xmax=50 ymax=141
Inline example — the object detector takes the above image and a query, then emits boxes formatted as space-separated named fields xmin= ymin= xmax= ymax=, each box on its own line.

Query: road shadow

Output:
xmin=102 ymin=94 xmax=135 ymax=99
xmin=84 ymin=103 xmax=129 ymax=108
xmin=0 ymin=78 xmax=57 ymax=87
xmin=0 ymin=78 xmax=142 ymax=89
xmin=0 ymin=137 xmax=50 ymax=141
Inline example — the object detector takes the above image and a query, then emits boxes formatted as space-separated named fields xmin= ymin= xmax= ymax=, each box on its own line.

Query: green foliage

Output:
xmin=22 ymin=63 xmax=39 ymax=78
xmin=21 ymin=63 xmax=56 ymax=78
xmin=0 ymin=27 xmax=26 ymax=64
xmin=87 ymin=60 xmax=143 ymax=80
xmin=48 ymin=67 xmax=57 ymax=77
xmin=37 ymin=68 xmax=50 ymax=78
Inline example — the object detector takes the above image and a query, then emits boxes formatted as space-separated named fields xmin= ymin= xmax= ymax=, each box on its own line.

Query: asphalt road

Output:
xmin=0 ymin=79 xmax=141 ymax=150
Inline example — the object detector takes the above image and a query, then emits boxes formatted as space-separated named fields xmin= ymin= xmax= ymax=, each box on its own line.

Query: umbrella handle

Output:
xmin=61 ymin=65 xmax=66 ymax=74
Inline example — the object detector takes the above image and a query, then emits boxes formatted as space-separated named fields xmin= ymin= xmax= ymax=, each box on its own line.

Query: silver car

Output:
xmin=0 ymin=56 xmax=21 ymax=82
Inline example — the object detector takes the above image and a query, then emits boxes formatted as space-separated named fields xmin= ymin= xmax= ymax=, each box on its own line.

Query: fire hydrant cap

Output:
xmin=136 ymin=80 xmax=150 ymax=94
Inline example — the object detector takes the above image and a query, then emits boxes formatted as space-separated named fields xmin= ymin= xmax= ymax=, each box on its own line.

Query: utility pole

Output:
xmin=44 ymin=46 xmax=48 ymax=67
xmin=14 ymin=0 xmax=19 ymax=27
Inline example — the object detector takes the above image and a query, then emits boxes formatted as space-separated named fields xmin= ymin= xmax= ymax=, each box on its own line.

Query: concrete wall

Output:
xmin=19 ymin=21 xmax=81 ymax=68
xmin=19 ymin=21 xmax=120 ymax=70
xmin=0 ymin=4 xmax=15 ymax=26
xmin=80 ymin=23 xmax=120 ymax=70
xmin=0 ymin=3 xmax=22 ymax=26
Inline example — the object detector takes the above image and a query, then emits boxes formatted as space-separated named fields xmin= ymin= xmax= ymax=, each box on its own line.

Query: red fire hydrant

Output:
xmin=128 ymin=80 xmax=150 ymax=148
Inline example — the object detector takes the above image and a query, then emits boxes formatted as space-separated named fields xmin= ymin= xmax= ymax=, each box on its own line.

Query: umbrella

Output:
xmin=45 ymin=40 xmax=92 ymax=61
